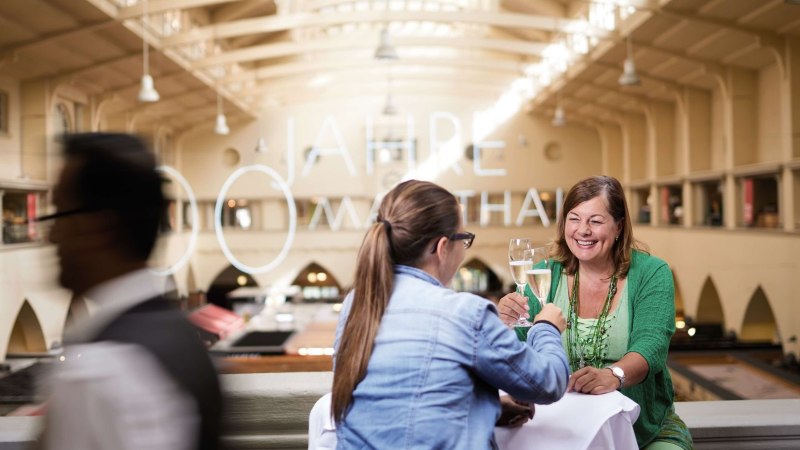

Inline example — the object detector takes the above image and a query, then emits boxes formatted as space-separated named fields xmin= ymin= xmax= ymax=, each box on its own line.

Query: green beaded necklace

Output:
xmin=566 ymin=269 xmax=618 ymax=371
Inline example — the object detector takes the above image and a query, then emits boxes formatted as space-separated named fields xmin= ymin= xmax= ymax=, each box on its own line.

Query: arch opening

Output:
xmin=207 ymin=264 xmax=259 ymax=310
xmin=7 ymin=301 xmax=47 ymax=355
xmin=740 ymin=286 xmax=780 ymax=344
xmin=292 ymin=262 xmax=342 ymax=303
xmin=453 ymin=258 xmax=503 ymax=301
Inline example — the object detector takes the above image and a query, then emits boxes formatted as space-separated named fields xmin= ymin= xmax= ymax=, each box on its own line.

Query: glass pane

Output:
xmin=2 ymin=191 xmax=38 ymax=244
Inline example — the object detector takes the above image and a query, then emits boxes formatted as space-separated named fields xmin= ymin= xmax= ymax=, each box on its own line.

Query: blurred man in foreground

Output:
xmin=39 ymin=133 xmax=222 ymax=450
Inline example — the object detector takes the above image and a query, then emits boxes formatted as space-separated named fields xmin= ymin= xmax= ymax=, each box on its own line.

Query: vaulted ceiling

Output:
xmin=1 ymin=0 xmax=798 ymax=135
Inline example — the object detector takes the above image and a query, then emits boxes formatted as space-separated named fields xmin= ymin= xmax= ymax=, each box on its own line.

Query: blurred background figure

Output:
xmin=37 ymin=133 xmax=222 ymax=450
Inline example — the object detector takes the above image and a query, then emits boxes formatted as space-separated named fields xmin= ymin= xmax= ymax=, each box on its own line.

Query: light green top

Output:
xmin=551 ymin=270 xmax=629 ymax=367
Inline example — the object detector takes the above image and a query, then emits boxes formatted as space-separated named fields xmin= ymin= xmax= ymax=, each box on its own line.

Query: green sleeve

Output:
xmin=627 ymin=254 xmax=676 ymax=378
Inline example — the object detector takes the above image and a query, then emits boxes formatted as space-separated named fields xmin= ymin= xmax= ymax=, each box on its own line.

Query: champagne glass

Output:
xmin=508 ymin=238 xmax=533 ymax=328
xmin=527 ymin=246 xmax=552 ymax=308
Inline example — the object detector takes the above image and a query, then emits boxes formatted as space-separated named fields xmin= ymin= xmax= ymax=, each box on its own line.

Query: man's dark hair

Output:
xmin=64 ymin=133 xmax=165 ymax=261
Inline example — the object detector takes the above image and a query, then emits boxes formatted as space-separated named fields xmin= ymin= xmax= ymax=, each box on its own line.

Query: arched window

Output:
xmin=206 ymin=265 xmax=258 ymax=310
xmin=695 ymin=277 xmax=724 ymax=326
xmin=740 ymin=287 xmax=779 ymax=344
xmin=453 ymin=258 xmax=502 ymax=298
xmin=7 ymin=301 xmax=47 ymax=354
xmin=292 ymin=262 xmax=341 ymax=302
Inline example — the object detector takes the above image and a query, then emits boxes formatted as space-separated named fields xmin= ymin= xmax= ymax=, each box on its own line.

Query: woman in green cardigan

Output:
xmin=498 ymin=176 xmax=693 ymax=450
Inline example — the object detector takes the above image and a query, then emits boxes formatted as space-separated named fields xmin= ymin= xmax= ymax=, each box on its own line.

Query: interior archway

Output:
xmin=695 ymin=277 xmax=724 ymax=324
xmin=692 ymin=276 xmax=726 ymax=340
xmin=207 ymin=265 xmax=259 ymax=310
xmin=7 ymin=301 xmax=48 ymax=354
xmin=740 ymin=286 xmax=779 ymax=344
xmin=292 ymin=262 xmax=342 ymax=302
xmin=453 ymin=258 xmax=503 ymax=299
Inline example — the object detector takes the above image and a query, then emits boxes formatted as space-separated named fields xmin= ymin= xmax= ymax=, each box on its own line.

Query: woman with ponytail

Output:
xmin=331 ymin=180 xmax=570 ymax=449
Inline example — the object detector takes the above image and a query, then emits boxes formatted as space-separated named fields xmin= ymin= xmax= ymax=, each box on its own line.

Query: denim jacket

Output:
xmin=333 ymin=265 xmax=569 ymax=449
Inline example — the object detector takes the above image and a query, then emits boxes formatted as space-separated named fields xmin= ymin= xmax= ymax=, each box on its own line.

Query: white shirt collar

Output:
xmin=65 ymin=269 xmax=167 ymax=344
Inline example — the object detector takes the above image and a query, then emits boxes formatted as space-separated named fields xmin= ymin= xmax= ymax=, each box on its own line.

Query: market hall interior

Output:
xmin=1 ymin=0 xmax=800 ymax=447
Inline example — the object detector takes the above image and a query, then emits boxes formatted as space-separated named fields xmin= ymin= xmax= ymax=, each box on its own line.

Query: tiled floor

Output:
xmin=688 ymin=363 xmax=800 ymax=399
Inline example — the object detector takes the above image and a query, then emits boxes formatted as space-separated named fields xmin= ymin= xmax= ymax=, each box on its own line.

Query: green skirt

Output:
xmin=644 ymin=405 xmax=693 ymax=450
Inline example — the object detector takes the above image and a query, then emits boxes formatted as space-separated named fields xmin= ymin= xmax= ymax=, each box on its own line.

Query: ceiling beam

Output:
xmin=561 ymin=93 xmax=641 ymax=116
xmin=223 ymin=57 xmax=524 ymax=83
xmin=632 ymin=40 xmax=727 ymax=75
xmin=160 ymin=10 xmax=610 ymax=47
xmin=213 ymin=0 xmax=274 ymax=22
xmin=656 ymin=8 xmax=783 ymax=41
xmin=0 ymin=20 xmax=117 ymax=57
xmin=499 ymin=0 xmax=564 ymax=18
xmin=195 ymin=34 xmax=547 ymax=67
xmin=570 ymin=79 xmax=675 ymax=105
xmin=52 ymin=52 xmax=142 ymax=85
xmin=244 ymin=69 xmax=515 ymax=96
xmin=259 ymin=82 xmax=504 ymax=104
xmin=591 ymin=62 xmax=695 ymax=95
xmin=118 ymin=0 xmax=248 ymax=20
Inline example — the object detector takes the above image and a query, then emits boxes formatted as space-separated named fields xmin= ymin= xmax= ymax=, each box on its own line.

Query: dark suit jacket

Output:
xmin=94 ymin=297 xmax=223 ymax=450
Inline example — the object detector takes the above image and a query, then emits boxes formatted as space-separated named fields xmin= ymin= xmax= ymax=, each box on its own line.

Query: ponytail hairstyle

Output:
xmin=331 ymin=180 xmax=460 ymax=423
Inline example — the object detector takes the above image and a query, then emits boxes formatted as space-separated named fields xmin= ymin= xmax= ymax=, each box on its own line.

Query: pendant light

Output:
xmin=255 ymin=115 xmax=268 ymax=153
xmin=255 ymin=137 xmax=268 ymax=153
xmin=137 ymin=0 xmax=160 ymax=103
xmin=552 ymin=104 xmax=566 ymax=127
xmin=382 ymin=94 xmax=398 ymax=116
xmin=382 ymin=65 xmax=397 ymax=115
xmin=618 ymin=36 xmax=641 ymax=86
xmin=214 ymin=91 xmax=229 ymax=135
xmin=374 ymin=28 xmax=398 ymax=61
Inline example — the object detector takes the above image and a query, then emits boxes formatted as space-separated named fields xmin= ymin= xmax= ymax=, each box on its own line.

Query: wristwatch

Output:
xmin=608 ymin=365 xmax=626 ymax=389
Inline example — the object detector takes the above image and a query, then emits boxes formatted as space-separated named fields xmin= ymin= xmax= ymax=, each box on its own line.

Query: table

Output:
xmin=495 ymin=391 xmax=640 ymax=450
xmin=309 ymin=391 xmax=640 ymax=450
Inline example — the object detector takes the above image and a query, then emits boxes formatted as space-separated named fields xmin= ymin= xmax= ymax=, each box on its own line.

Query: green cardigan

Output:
xmin=523 ymin=250 xmax=678 ymax=447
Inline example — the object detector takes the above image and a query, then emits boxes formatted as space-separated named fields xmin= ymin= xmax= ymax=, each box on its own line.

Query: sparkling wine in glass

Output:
xmin=508 ymin=238 xmax=533 ymax=328
xmin=527 ymin=247 xmax=552 ymax=308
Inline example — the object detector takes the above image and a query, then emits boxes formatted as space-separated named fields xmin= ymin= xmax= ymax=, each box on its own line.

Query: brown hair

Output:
xmin=552 ymin=175 xmax=644 ymax=278
xmin=331 ymin=180 xmax=460 ymax=423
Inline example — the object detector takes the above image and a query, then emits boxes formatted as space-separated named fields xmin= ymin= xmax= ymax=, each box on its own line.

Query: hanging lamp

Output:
xmin=382 ymin=66 xmax=397 ymax=115
xmin=552 ymin=104 xmax=566 ymax=127
xmin=214 ymin=91 xmax=229 ymax=135
xmin=374 ymin=28 xmax=398 ymax=60
xmin=382 ymin=94 xmax=398 ymax=116
xmin=137 ymin=0 xmax=160 ymax=102
xmin=618 ymin=36 xmax=641 ymax=86
xmin=255 ymin=115 xmax=268 ymax=153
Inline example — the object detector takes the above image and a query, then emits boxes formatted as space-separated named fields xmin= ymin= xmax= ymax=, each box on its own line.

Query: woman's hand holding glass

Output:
xmin=508 ymin=238 xmax=533 ymax=328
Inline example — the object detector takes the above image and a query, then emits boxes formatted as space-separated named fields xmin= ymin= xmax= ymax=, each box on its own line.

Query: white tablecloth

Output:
xmin=494 ymin=391 xmax=640 ymax=450
xmin=308 ymin=391 xmax=640 ymax=450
